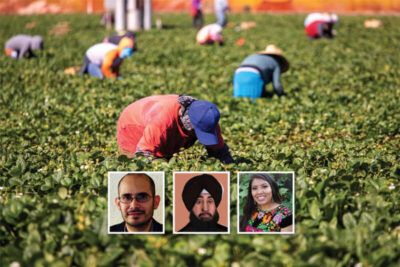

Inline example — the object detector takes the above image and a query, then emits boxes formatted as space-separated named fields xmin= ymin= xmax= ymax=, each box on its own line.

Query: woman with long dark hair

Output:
xmin=240 ymin=173 xmax=292 ymax=232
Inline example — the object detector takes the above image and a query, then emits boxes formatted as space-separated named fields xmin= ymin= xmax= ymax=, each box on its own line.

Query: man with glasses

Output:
xmin=110 ymin=173 xmax=163 ymax=232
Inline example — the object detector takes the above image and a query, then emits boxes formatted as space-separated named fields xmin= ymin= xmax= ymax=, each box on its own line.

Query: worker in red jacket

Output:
xmin=117 ymin=95 xmax=234 ymax=163
xmin=304 ymin=13 xmax=338 ymax=39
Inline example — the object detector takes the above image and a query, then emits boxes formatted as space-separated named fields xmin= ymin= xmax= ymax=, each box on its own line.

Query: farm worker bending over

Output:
xmin=191 ymin=0 xmax=204 ymax=28
xmin=79 ymin=37 xmax=134 ymax=79
xmin=233 ymin=44 xmax=289 ymax=99
xmin=304 ymin=13 xmax=338 ymax=39
xmin=196 ymin=24 xmax=224 ymax=45
xmin=103 ymin=31 xmax=137 ymax=51
xmin=4 ymin=35 xmax=43 ymax=59
xmin=117 ymin=95 xmax=234 ymax=164
xmin=214 ymin=0 xmax=229 ymax=27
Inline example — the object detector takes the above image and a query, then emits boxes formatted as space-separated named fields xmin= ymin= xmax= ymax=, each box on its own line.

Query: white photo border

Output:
xmin=107 ymin=171 xmax=165 ymax=235
xmin=236 ymin=171 xmax=295 ymax=235
xmin=173 ymin=171 xmax=231 ymax=235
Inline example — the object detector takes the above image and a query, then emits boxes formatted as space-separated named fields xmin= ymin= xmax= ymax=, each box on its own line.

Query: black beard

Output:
xmin=125 ymin=217 xmax=152 ymax=230
xmin=189 ymin=210 xmax=220 ymax=231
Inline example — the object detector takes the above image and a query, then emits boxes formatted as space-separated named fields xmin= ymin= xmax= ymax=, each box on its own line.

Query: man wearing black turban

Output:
xmin=179 ymin=174 xmax=228 ymax=232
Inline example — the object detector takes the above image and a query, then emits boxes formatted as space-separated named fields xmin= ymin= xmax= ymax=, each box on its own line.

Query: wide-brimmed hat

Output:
xmin=188 ymin=100 xmax=220 ymax=146
xmin=258 ymin=44 xmax=289 ymax=73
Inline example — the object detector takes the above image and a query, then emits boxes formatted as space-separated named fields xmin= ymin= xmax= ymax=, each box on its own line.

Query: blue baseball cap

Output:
xmin=188 ymin=100 xmax=220 ymax=145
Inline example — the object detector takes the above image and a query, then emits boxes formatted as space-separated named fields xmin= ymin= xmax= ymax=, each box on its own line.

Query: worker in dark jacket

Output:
xmin=4 ymin=35 xmax=43 ymax=59
xmin=117 ymin=94 xmax=234 ymax=164
xmin=233 ymin=44 xmax=289 ymax=98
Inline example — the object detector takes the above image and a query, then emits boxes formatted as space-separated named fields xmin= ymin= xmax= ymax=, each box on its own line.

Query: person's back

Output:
xmin=304 ymin=12 xmax=338 ymax=39
xmin=6 ymin=34 xmax=29 ymax=48
xmin=117 ymin=95 xmax=197 ymax=158
xmin=5 ymin=34 xmax=43 ymax=59
xmin=86 ymin=43 xmax=118 ymax=66
xmin=196 ymin=24 xmax=223 ymax=45
xmin=304 ymin=13 xmax=326 ymax=27
xmin=234 ymin=45 xmax=289 ymax=98
xmin=240 ymin=54 xmax=279 ymax=82
xmin=117 ymin=94 xmax=234 ymax=163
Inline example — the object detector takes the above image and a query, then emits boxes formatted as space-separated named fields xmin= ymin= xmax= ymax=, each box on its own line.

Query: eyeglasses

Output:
xmin=118 ymin=192 xmax=153 ymax=204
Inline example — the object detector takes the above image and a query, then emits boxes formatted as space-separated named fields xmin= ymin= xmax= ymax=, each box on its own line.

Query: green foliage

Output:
xmin=1 ymin=13 xmax=400 ymax=266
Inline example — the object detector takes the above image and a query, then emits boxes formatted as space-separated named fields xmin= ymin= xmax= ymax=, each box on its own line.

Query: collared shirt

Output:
xmin=109 ymin=218 xmax=163 ymax=233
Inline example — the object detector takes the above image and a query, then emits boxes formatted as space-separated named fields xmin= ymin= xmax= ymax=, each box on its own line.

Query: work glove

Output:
xmin=207 ymin=144 xmax=234 ymax=164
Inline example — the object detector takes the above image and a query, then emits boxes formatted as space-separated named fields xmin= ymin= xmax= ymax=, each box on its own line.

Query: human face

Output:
xmin=192 ymin=192 xmax=216 ymax=222
xmin=115 ymin=174 xmax=160 ymax=231
xmin=251 ymin=178 xmax=273 ymax=208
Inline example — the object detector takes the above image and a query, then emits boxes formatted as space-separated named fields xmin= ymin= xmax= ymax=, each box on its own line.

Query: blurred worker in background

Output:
xmin=233 ymin=44 xmax=290 ymax=99
xmin=103 ymin=31 xmax=137 ymax=51
xmin=4 ymin=34 xmax=43 ymax=59
xmin=191 ymin=0 xmax=204 ymax=28
xmin=117 ymin=94 xmax=234 ymax=164
xmin=101 ymin=0 xmax=115 ymax=29
xmin=304 ymin=12 xmax=339 ymax=39
xmin=214 ymin=0 xmax=229 ymax=27
xmin=196 ymin=23 xmax=224 ymax=45
xmin=79 ymin=37 xmax=134 ymax=79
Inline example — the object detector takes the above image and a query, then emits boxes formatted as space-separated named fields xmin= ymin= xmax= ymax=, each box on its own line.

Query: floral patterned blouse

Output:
xmin=245 ymin=205 xmax=292 ymax=232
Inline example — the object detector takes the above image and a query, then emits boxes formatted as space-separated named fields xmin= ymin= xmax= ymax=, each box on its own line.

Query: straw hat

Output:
xmin=258 ymin=44 xmax=289 ymax=73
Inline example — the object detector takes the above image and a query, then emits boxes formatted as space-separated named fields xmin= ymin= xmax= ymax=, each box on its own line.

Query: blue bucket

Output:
xmin=233 ymin=71 xmax=264 ymax=99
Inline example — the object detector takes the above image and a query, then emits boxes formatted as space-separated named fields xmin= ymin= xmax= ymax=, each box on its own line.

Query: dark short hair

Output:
xmin=117 ymin=173 xmax=156 ymax=196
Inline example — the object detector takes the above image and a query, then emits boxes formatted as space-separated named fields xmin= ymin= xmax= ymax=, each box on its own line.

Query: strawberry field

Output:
xmin=1 ymin=13 xmax=399 ymax=266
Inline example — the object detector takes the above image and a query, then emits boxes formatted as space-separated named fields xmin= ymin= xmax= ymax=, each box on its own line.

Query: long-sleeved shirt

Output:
xmin=117 ymin=95 xmax=225 ymax=159
xmin=239 ymin=54 xmax=283 ymax=94
xmin=5 ymin=34 xmax=42 ymax=59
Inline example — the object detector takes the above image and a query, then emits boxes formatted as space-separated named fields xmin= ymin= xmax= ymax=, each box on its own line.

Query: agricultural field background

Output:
xmin=0 ymin=13 xmax=399 ymax=266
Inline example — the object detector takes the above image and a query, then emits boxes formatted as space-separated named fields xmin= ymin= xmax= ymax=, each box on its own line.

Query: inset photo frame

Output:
xmin=108 ymin=171 xmax=165 ymax=234
xmin=173 ymin=172 xmax=230 ymax=234
xmin=237 ymin=172 xmax=295 ymax=234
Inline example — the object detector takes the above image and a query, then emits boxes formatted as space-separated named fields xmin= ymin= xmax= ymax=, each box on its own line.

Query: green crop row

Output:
xmin=0 ymin=13 xmax=399 ymax=266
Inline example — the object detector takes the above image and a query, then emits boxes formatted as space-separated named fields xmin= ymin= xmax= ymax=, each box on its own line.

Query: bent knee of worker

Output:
xmin=88 ymin=63 xmax=103 ymax=79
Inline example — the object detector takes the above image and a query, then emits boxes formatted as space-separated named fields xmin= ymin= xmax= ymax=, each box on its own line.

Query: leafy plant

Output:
xmin=1 ymin=13 xmax=399 ymax=266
